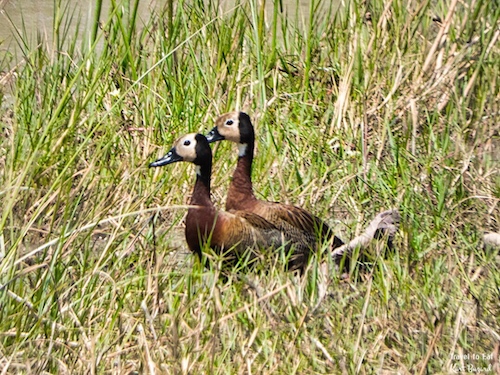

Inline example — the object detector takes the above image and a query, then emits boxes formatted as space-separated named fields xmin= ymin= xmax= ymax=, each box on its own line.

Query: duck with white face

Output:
xmin=206 ymin=112 xmax=345 ymax=252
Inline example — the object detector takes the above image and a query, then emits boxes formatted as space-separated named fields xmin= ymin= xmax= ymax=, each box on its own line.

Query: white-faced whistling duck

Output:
xmin=205 ymin=112 xmax=345 ymax=258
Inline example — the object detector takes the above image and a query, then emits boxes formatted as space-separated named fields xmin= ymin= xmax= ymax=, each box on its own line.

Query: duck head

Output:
xmin=206 ymin=111 xmax=255 ymax=146
xmin=149 ymin=133 xmax=211 ymax=168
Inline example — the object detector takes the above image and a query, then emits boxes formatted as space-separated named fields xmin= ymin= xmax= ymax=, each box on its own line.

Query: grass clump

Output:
xmin=0 ymin=0 xmax=499 ymax=373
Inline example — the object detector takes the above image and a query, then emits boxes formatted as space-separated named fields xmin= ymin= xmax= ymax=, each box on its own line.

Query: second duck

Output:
xmin=206 ymin=111 xmax=344 ymax=255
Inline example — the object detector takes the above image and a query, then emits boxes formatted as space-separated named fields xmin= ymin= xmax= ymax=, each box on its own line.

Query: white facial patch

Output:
xmin=195 ymin=165 xmax=201 ymax=175
xmin=176 ymin=133 xmax=198 ymax=161
xmin=238 ymin=143 xmax=248 ymax=157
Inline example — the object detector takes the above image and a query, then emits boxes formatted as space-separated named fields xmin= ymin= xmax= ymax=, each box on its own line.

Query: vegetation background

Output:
xmin=0 ymin=0 xmax=498 ymax=373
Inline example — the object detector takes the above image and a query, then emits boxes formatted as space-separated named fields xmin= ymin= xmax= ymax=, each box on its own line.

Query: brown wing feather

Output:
xmin=279 ymin=204 xmax=319 ymax=232
xmin=211 ymin=211 xmax=276 ymax=256
xmin=280 ymin=204 xmax=343 ymax=248
xmin=212 ymin=210 xmax=311 ymax=271
xmin=249 ymin=201 xmax=332 ymax=238
xmin=239 ymin=200 xmax=343 ymax=250
xmin=231 ymin=210 xmax=279 ymax=230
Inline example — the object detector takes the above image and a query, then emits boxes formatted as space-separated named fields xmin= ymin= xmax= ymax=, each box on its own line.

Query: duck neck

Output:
xmin=186 ymin=161 xmax=215 ymax=262
xmin=228 ymin=140 xmax=256 ymax=203
xmin=190 ymin=163 xmax=214 ymax=207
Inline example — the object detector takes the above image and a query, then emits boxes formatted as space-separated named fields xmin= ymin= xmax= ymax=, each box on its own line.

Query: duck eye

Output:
xmin=225 ymin=119 xmax=234 ymax=126
xmin=184 ymin=140 xmax=191 ymax=146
